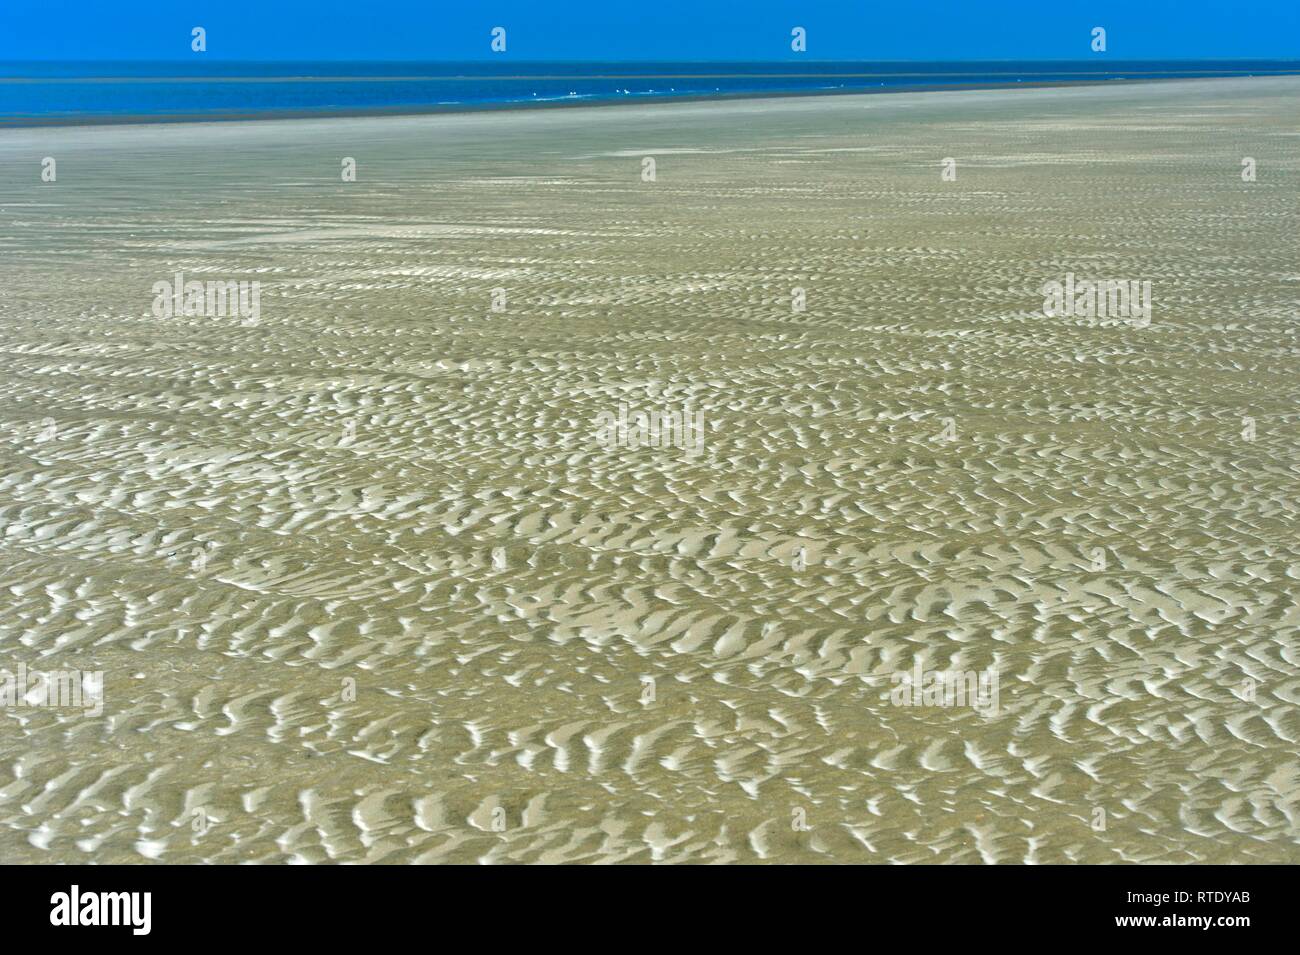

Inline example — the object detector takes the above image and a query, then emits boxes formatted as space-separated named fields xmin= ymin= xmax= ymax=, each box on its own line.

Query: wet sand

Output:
xmin=1 ymin=77 xmax=1297 ymax=863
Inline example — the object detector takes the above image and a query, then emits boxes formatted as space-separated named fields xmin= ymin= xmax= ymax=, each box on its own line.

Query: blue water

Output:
xmin=2 ymin=60 xmax=1297 ymax=125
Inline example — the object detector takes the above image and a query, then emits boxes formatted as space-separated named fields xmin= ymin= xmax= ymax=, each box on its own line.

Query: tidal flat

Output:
xmin=0 ymin=77 xmax=1297 ymax=863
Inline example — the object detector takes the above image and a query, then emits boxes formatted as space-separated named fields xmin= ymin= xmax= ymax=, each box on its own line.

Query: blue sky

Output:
xmin=3 ymin=1 xmax=1298 ymax=61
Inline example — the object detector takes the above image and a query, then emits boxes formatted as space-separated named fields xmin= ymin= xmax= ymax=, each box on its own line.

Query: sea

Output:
xmin=2 ymin=59 xmax=1298 ymax=125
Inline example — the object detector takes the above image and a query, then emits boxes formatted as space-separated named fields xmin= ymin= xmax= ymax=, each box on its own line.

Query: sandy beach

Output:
xmin=1 ymin=76 xmax=1297 ymax=863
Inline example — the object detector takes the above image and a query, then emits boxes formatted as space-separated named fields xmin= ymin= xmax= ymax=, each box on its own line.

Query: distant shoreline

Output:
xmin=4 ymin=72 xmax=1297 ymax=130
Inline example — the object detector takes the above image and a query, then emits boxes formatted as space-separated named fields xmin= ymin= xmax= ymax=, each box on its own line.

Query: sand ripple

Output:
xmin=1 ymin=78 xmax=1297 ymax=863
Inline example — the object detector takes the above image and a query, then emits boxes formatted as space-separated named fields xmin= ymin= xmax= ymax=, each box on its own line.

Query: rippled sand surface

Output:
xmin=2 ymin=78 xmax=1298 ymax=863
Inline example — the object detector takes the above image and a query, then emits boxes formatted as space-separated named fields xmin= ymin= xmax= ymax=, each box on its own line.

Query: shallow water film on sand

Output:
xmin=1 ymin=77 xmax=1298 ymax=863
